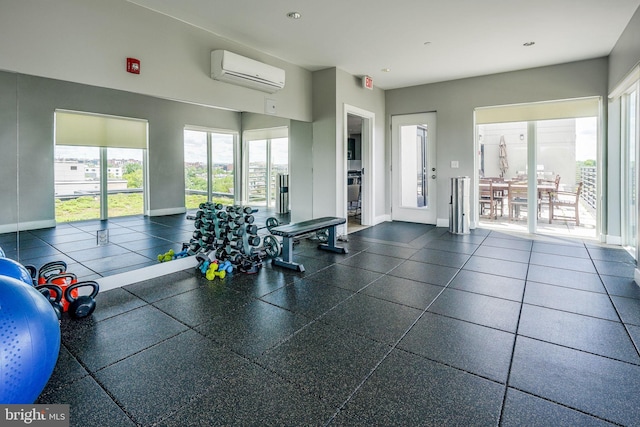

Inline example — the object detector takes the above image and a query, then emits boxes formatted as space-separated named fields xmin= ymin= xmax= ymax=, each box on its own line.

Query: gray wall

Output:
xmin=609 ymin=5 xmax=640 ymax=91
xmin=0 ymin=72 xmax=18 ymax=227
xmin=386 ymin=58 xmax=609 ymax=226
xmin=0 ymin=0 xmax=313 ymax=122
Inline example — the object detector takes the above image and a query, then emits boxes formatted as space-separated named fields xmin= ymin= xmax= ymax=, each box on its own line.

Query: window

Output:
xmin=54 ymin=110 xmax=148 ymax=222
xmin=184 ymin=128 xmax=237 ymax=209
xmin=243 ymin=127 xmax=288 ymax=207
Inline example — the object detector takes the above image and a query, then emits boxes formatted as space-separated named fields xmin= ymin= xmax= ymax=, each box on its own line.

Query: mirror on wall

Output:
xmin=3 ymin=70 xmax=308 ymax=278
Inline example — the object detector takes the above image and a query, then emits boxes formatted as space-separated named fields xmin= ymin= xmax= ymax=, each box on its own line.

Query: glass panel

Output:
xmin=54 ymin=145 xmax=101 ymax=222
xmin=106 ymin=148 xmax=144 ymax=217
xmin=627 ymin=90 xmax=638 ymax=251
xmin=536 ymin=118 xmax=596 ymax=238
xmin=247 ymin=139 xmax=267 ymax=205
xmin=211 ymin=132 xmax=235 ymax=206
xmin=399 ymin=124 xmax=427 ymax=208
xmin=269 ymin=137 xmax=289 ymax=206
xmin=416 ymin=127 xmax=427 ymax=207
xmin=184 ymin=130 xmax=208 ymax=209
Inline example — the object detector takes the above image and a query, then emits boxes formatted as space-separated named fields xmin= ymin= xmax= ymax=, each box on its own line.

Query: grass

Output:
xmin=56 ymin=193 xmax=235 ymax=222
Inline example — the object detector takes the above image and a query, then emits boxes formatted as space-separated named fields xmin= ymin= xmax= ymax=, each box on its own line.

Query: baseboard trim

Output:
xmin=148 ymin=207 xmax=187 ymax=217
xmin=605 ymin=235 xmax=622 ymax=245
xmin=436 ymin=218 xmax=449 ymax=228
xmin=96 ymin=256 xmax=198 ymax=292
xmin=0 ymin=219 xmax=57 ymax=234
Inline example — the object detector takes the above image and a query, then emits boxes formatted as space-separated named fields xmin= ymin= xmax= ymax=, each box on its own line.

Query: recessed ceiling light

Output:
xmin=381 ymin=68 xmax=391 ymax=72
xmin=286 ymin=11 xmax=301 ymax=19
xmin=523 ymin=41 xmax=535 ymax=47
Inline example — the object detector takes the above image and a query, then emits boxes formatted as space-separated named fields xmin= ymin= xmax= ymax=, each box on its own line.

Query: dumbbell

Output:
xmin=244 ymin=214 xmax=255 ymax=224
xmin=245 ymin=224 xmax=258 ymax=235
xmin=249 ymin=235 xmax=281 ymax=258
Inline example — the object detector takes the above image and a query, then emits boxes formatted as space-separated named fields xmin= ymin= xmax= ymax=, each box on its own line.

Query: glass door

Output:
xmin=391 ymin=113 xmax=437 ymax=224
xmin=244 ymin=135 xmax=289 ymax=207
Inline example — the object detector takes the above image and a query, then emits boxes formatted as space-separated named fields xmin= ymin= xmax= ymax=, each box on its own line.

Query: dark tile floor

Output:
xmin=0 ymin=208 xmax=290 ymax=280
xmin=31 ymin=221 xmax=640 ymax=426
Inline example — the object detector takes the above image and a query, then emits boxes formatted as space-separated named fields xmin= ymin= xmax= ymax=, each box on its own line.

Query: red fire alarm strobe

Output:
xmin=362 ymin=75 xmax=373 ymax=90
xmin=126 ymin=58 xmax=140 ymax=74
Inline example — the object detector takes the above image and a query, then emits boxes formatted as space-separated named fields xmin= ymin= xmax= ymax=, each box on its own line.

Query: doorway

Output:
xmin=391 ymin=112 xmax=437 ymax=224
xmin=344 ymin=105 xmax=374 ymax=234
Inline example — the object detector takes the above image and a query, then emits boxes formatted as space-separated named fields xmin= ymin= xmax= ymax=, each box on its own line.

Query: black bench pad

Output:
xmin=271 ymin=217 xmax=348 ymax=272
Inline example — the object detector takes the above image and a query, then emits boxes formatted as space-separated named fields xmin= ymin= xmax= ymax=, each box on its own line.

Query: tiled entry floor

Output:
xmin=37 ymin=223 xmax=640 ymax=426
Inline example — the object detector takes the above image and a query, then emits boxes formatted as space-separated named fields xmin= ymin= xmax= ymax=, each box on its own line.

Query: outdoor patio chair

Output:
xmin=549 ymin=182 xmax=583 ymax=226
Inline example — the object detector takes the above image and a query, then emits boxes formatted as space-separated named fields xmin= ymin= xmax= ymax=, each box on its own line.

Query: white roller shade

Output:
xmin=475 ymin=97 xmax=600 ymax=125
xmin=55 ymin=110 xmax=147 ymax=149
xmin=242 ymin=126 xmax=288 ymax=141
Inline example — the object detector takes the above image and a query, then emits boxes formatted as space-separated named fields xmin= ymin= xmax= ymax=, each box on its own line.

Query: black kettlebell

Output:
xmin=64 ymin=281 xmax=100 ymax=319
xmin=35 ymin=284 xmax=64 ymax=320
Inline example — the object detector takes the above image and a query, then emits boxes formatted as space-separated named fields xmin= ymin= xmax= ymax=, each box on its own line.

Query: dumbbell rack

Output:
xmin=189 ymin=203 xmax=266 ymax=274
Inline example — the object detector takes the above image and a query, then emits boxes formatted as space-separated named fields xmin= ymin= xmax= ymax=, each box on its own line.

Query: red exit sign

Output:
xmin=362 ymin=75 xmax=373 ymax=90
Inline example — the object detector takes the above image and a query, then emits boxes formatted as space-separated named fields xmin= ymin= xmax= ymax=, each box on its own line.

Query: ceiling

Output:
xmin=127 ymin=0 xmax=640 ymax=90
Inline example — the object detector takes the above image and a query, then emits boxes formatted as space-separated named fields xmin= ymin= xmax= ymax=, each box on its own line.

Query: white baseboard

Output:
xmin=436 ymin=217 xmax=449 ymax=227
xmin=96 ymin=256 xmax=198 ymax=292
xmin=0 ymin=219 xmax=57 ymax=234
xmin=605 ymin=235 xmax=622 ymax=246
xmin=148 ymin=207 xmax=187 ymax=217
xmin=371 ymin=214 xmax=390 ymax=225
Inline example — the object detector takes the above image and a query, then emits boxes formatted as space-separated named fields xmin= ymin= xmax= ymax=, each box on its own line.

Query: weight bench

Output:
xmin=270 ymin=216 xmax=348 ymax=272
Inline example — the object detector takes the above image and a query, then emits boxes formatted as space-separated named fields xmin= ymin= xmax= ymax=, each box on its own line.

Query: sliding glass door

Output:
xmin=243 ymin=129 xmax=289 ymax=207
xmin=476 ymin=98 xmax=600 ymax=238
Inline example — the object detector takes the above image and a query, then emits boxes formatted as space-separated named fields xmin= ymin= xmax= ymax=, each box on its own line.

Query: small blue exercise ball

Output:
xmin=0 ymin=275 xmax=61 ymax=403
xmin=0 ymin=258 xmax=33 ymax=286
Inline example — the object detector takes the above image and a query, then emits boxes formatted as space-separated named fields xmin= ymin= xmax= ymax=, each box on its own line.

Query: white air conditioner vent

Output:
xmin=211 ymin=50 xmax=285 ymax=93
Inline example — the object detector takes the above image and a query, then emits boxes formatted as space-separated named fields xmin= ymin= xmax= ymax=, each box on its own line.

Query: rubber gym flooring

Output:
xmin=29 ymin=221 xmax=640 ymax=425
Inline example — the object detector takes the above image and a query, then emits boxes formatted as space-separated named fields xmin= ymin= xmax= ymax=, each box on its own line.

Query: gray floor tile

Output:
xmin=482 ymin=236 xmax=533 ymax=251
xmin=363 ymin=242 xmax=419 ymax=259
xmin=258 ymin=321 xmax=391 ymax=407
xmin=474 ymin=245 xmax=531 ymax=263
xmin=463 ymin=256 xmax=529 ymax=280
xmin=333 ymin=349 xmax=504 ymax=426
xmin=361 ymin=274 xmax=443 ymax=310
xmin=526 ymin=264 xmax=606 ymax=293
xmin=321 ymin=293 xmax=422 ymax=344
xmin=160 ymin=362 xmax=335 ymax=426
xmin=501 ymin=388 xmax=616 ymax=427
xmin=196 ymin=299 xmax=311 ymax=358
xmin=398 ymin=312 xmax=515 ymax=382
xmin=449 ymin=269 xmax=525 ymax=301
xmin=530 ymin=251 xmax=597 ymax=273
xmin=95 ymin=330 xmax=248 ymax=425
xmin=92 ymin=287 xmax=148 ymax=321
xmin=338 ymin=251 xmax=405 ymax=273
xmin=307 ymin=263 xmax=383 ymax=292
xmin=63 ymin=305 xmax=189 ymax=372
xmin=422 ymin=239 xmax=480 ymax=255
xmin=524 ymin=281 xmax=619 ymax=321
xmin=152 ymin=282 xmax=253 ymax=327
xmin=611 ymin=295 xmax=640 ymax=326
xmin=427 ymin=288 xmax=521 ymax=333
xmin=601 ymin=275 xmax=640 ymax=299
xmin=532 ymin=241 xmax=590 ymax=258
xmin=388 ymin=259 xmax=459 ymax=286
xmin=409 ymin=247 xmax=471 ymax=268
xmin=518 ymin=304 xmax=639 ymax=364
xmin=593 ymin=259 xmax=636 ymax=278
xmin=124 ymin=270 xmax=201 ymax=303
xmin=260 ymin=278 xmax=354 ymax=318
xmin=509 ymin=336 xmax=640 ymax=426
xmin=36 ymin=376 xmax=136 ymax=427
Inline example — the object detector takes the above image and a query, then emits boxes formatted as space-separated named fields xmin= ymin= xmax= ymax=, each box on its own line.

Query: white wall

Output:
xmin=0 ymin=0 xmax=313 ymax=122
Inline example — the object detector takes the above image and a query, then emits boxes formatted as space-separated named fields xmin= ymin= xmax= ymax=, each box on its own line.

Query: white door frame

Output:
xmin=343 ymin=104 xmax=374 ymax=228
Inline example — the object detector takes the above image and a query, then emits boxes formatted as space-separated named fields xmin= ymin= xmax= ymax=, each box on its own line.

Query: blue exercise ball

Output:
xmin=0 ymin=275 xmax=61 ymax=404
xmin=0 ymin=258 xmax=33 ymax=286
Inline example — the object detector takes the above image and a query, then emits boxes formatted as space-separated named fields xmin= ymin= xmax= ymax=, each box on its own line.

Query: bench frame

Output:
xmin=270 ymin=217 xmax=348 ymax=272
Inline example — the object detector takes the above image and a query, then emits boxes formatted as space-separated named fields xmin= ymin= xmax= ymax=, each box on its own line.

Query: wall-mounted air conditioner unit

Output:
xmin=211 ymin=50 xmax=285 ymax=94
